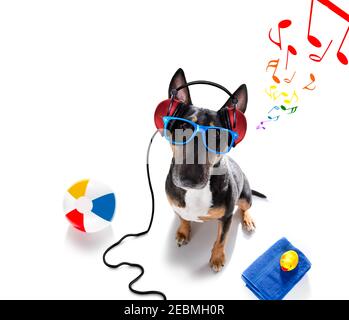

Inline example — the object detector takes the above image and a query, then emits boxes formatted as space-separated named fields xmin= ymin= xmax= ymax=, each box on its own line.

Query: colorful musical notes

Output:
xmin=337 ymin=26 xmax=349 ymax=65
xmin=265 ymin=85 xmax=277 ymax=99
xmin=262 ymin=52 xmax=309 ymax=130
xmin=267 ymin=115 xmax=280 ymax=121
xmin=266 ymin=59 xmax=281 ymax=83
xmin=256 ymin=122 xmax=266 ymax=130
xmin=269 ymin=19 xmax=292 ymax=50
xmin=260 ymin=0 xmax=349 ymax=131
xmin=287 ymin=106 xmax=298 ymax=114
xmin=307 ymin=0 xmax=333 ymax=62
xmin=261 ymin=82 xmax=300 ymax=130
xmin=309 ymin=41 xmax=333 ymax=62
xmin=285 ymin=45 xmax=297 ymax=69
xmin=307 ymin=0 xmax=324 ymax=48
xmin=265 ymin=85 xmax=299 ymax=104
xmin=265 ymin=85 xmax=289 ymax=101
xmin=280 ymin=105 xmax=298 ymax=114
xmin=318 ymin=0 xmax=349 ymax=22
xmin=307 ymin=0 xmax=349 ymax=64
xmin=283 ymin=90 xmax=299 ymax=105
xmin=318 ymin=0 xmax=349 ymax=64
xmin=303 ymin=73 xmax=316 ymax=90
xmin=268 ymin=106 xmax=281 ymax=113
xmin=265 ymin=60 xmax=317 ymax=92
xmin=257 ymin=103 xmax=299 ymax=130
xmin=256 ymin=114 xmax=281 ymax=130
xmin=284 ymin=71 xmax=296 ymax=84
xmin=269 ymin=19 xmax=297 ymax=69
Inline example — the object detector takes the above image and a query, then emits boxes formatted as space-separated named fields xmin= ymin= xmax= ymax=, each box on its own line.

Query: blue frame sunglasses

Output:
xmin=163 ymin=116 xmax=239 ymax=154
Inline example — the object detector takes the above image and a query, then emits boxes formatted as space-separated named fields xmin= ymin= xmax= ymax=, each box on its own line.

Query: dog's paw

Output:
xmin=176 ymin=230 xmax=190 ymax=247
xmin=243 ymin=211 xmax=256 ymax=232
xmin=210 ymin=251 xmax=225 ymax=272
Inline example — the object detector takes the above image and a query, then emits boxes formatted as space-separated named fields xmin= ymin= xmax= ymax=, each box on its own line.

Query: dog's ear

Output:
xmin=222 ymin=84 xmax=248 ymax=113
xmin=168 ymin=68 xmax=192 ymax=105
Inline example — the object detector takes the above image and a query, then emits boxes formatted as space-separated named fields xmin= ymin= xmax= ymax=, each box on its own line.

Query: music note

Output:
xmin=307 ymin=0 xmax=333 ymax=62
xmin=265 ymin=85 xmax=278 ymax=98
xmin=337 ymin=26 xmax=349 ymax=65
xmin=286 ymin=106 xmax=298 ymax=114
xmin=319 ymin=0 xmax=349 ymax=64
xmin=256 ymin=122 xmax=266 ymax=130
xmin=308 ymin=0 xmax=322 ymax=47
xmin=318 ymin=0 xmax=349 ymax=22
xmin=280 ymin=106 xmax=298 ymax=114
xmin=269 ymin=19 xmax=292 ymax=50
xmin=283 ymin=90 xmax=299 ymax=105
xmin=256 ymin=116 xmax=279 ymax=130
xmin=309 ymin=0 xmax=349 ymax=63
xmin=265 ymin=86 xmax=289 ymax=101
xmin=285 ymin=45 xmax=297 ymax=69
xmin=266 ymin=59 xmax=280 ymax=83
xmin=267 ymin=115 xmax=280 ymax=121
xmin=268 ymin=106 xmax=280 ymax=113
xmin=284 ymin=71 xmax=296 ymax=84
xmin=303 ymin=73 xmax=316 ymax=90
xmin=309 ymin=40 xmax=333 ymax=62
xmin=279 ymin=105 xmax=298 ymax=114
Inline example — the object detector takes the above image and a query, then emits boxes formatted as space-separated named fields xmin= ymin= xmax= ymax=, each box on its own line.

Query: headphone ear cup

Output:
xmin=221 ymin=108 xmax=247 ymax=146
xmin=154 ymin=98 xmax=182 ymax=131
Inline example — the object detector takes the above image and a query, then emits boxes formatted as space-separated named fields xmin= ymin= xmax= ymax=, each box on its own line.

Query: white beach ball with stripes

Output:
xmin=63 ymin=179 xmax=116 ymax=233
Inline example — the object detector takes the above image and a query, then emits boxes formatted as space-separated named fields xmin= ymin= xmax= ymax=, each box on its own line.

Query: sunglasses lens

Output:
xmin=164 ymin=118 xmax=195 ymax=144
xmin=205 ymin=128 xmax=234 ymax=153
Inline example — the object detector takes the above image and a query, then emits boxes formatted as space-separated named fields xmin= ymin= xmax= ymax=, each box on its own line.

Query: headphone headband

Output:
xmin=155 ymin=77 xmax=247 ymax=146
xmin=172 ymin=80 xmax=238 ymax=106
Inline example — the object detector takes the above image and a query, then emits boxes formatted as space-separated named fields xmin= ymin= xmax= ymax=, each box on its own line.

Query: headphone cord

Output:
xmin=102 ymin=130 xmax=167 ymax=300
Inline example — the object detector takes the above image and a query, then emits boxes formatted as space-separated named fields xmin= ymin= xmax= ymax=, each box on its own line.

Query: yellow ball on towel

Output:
xmin=280 ymin=250 xmax=299 ymax=271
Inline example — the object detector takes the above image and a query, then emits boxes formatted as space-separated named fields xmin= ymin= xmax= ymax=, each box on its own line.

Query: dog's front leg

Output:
xmin=210 ymin=215 xmax=232 ymax=272
xmin=176 ymin=217 xmax=191 ymax=247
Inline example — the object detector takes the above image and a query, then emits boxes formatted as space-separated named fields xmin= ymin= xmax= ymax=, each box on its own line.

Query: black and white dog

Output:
xmin=165 ymin=69 xmax=265 ymax=272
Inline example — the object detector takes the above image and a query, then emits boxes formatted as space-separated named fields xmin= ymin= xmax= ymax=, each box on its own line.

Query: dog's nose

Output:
xmin=179 ymin=165 xmax=208 ymax=189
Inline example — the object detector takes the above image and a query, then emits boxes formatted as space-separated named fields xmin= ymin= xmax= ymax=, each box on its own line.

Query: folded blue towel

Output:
xmin=242 ymin=237 xmax=311 ymax=300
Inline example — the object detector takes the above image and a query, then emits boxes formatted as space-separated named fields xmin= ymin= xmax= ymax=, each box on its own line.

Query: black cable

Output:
xmin=102 ymin=130 xmax=167 ymax=300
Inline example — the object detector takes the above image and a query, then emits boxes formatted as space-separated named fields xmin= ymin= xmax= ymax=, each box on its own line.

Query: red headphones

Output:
xmin=154 ymin=80 xmax=247 ymax=147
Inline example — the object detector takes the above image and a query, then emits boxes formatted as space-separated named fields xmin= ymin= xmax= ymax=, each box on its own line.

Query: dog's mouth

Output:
xmin=172 ymin=164 xmax=210 ymax=190
xmin=173 ymin=179 xmax=208 ymax=190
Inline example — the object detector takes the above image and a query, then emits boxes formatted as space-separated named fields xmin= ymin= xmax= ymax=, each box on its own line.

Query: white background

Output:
xmin=0 ymin=0 xmax=349 ymax=299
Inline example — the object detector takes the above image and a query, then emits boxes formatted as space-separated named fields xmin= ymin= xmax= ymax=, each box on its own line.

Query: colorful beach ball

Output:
xmin=63 ymin=179 xmax=116 ymax=233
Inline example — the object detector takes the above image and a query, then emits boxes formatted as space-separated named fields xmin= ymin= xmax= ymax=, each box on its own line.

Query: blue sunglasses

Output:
xmin=163 ymin=116 xmax=238 ymax=154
